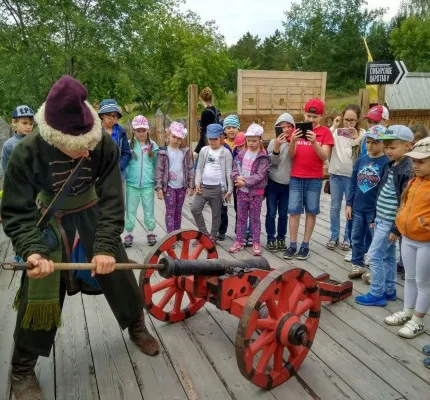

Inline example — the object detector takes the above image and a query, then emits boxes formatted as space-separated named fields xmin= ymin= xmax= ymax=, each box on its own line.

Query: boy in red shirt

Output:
xmin=284 ymin=99 xmax=334 ymax=260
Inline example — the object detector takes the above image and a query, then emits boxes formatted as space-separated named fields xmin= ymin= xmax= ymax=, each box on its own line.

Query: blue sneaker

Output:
xmin=385 ymin=290 xmax=397 ymax=301
xmin=355 ymin=292 xmax=387 ymax=307
xmin=424 ymin=357 xmax=430 ymax=369
xmin=422 ymin=345 xmax=430 ymax=356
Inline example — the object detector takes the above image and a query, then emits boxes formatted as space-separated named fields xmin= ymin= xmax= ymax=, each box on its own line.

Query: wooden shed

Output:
xmin=236 ymin=69 xmax=327 ymax=140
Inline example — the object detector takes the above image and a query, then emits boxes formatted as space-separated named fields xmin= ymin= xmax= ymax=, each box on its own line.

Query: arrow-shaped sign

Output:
xmin=365 ymin=61 xmax=408 ymax=85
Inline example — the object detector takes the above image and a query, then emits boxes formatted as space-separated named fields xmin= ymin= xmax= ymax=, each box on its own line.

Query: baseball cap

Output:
xmin=405 ymin=137 xmax=430 ymax=159
xmin=365 ymin=125 xmax=387 ymax=141
xmin=244 ymin=123 xmax=264 ymax=137
xmin=366 ymin=105 xmax=389 ymax=122
xmin=275 ymin=113 xmax=295 ymax=127
xmin=304 ymin=99 xmax=324 ymax=115
xmin=234 ymin=132 xmax=246 ymax=147
xmin=169 ymin=121 xmax=187 ymax=138
xmin=12 ymin=105 xmax=34 ymax=119
xmin=207 ymin=124 xmax=223 ymax=139
xmin=132 ymin=115 xmax=149 ymax=130
xmin=380 ymin=125 xmax=414 ymax=142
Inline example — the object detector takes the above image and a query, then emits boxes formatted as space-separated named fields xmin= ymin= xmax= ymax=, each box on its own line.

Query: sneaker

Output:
xmin=124 ymin=234 xmax=133 ymax=247
xmin=362 ymin=271 xmax=371 ymax=284
xmin=277 ymin=238 xmax=287 ymax=251
xmin=344 ymin=249 xmax=352 ymax=262
xmin=147 ymin=234 xmax=157 ymax=246
xmin=423 ymin=345 xmax=430 ymax=356
xmin=364 ymin=253 xmax=370 ymax=266
xmin=385 ymin=290 xmax=397 ymax=301
xmin=252 ymin=243 xmax=262 ymax=256
xmin=229 ymin=241 xmax=244 ymax=253
xmin=245 ymin=236 xmax=253 ymax=247
xmin=217 ymin=233 xmax=226 ymax=241
xmin=348 ymin=265 xmax=366 ymax=279
xmin=283 ymin=246 xmax=297 ymax=259
xmin=384 ymin=310 xmax=412 ymax=326
xmin=424 ymin=357 xmax=430 ymax=369
xmin=296 ymin=247 xmax=310 ymax=260
xmin=267 ymin=240 xmax=277 ymax=252
xmin=398 ymin=320 xmax=425 ymax=339
xmin=355 ymin=292 xmax=387 ymax=307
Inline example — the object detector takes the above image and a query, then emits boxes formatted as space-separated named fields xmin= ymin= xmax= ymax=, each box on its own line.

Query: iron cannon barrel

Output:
xmin=158 ymin=257 xmax=271 ymax=278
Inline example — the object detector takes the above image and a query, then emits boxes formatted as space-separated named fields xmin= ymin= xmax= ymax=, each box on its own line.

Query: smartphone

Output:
xmin=275 ymin=126 xmax=283 ymax=137
xmin=295 ymin=122 xmax=313 ymax=139
xmin=337 ymin=128 xmax=352 ymax=138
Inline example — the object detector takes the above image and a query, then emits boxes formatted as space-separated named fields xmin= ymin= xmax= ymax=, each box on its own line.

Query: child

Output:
xmin=155 ymin=121 xmax=194 ymax=233
xmin=327 ymin=104 xmax=364 ymax=251
xmin=361 ymin=105 xmax=389 ymax=156
xmin=265 ymin=113 xmax=295 ymax=252
xmin=230 ymin=123 xmax=269 ymax=256
xmin=192 ymin=124 xmax=233 ymax=243
xmin=124 ymin=115 xmax=159 ymax=247
xmin=345 ymin=126 xmax=389 ymax=278
xmin=217 ymin=131 xmax=232 ymax=241
xmin=99 ymin=99 xmax=131 ymax=179
xmin=223 ymin=114 xmax=240 ymax=149
xmin=1 ymin=105 xmax=34 ymax=174
xmin=356 ymin=125 xmax=414 ymax=306
xmin=284 ymin=99 xmax=334 ymax=260
xmin=384 ymin=137 xmax=430 ymax=346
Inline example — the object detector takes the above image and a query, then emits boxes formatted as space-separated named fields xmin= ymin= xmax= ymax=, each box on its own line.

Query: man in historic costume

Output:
xmin=1 ymin=75 xmax=159 ymax=400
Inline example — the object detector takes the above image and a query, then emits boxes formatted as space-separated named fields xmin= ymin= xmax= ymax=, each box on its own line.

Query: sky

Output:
xmin=180 ymin=0 xmax=404 ymax=46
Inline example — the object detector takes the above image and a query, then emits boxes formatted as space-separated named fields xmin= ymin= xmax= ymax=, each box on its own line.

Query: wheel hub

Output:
xmin=275 ymin=312 xmax=309 ymax=347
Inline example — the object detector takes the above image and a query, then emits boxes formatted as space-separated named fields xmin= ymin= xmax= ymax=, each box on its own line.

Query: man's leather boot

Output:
xmin=128 ymin=310 xmax=160 ymax=356
xmin=11 ymin=346 xmax=42 ymax=400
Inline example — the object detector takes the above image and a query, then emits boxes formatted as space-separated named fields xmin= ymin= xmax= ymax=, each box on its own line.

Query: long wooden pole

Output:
xmin=2 ymin=262 xmax=165 ymax=271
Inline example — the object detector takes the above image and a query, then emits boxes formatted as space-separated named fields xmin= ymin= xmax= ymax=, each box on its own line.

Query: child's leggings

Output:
xmin=401 ymin=236 xmax=430 ymax=314
xmin=125 ymin=185 xmax=155 ymax=233
xmin=236 ymin=191 xmax=263 ymax=244
xmin=164 ymin=187 xmax=186 ymax=233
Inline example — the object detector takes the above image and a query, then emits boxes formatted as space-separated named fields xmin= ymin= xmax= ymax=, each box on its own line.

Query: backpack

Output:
xmin=207 ymin=107 xmax=222 ymax=125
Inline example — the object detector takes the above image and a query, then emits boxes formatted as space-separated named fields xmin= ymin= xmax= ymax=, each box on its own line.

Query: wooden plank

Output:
xmin=241 ymin=70 xmax=325 ymax=80
xmin=242 ymin=87 xmax=319 ymax=95
xmin=243 ymin=79 xmax=323 ymax=89
xmin=320 ymin=72 xmax=327 ymax=102
xmin=237 ymin=69 xmax=243 ymax=114
xmin=187 ymin=84 xmax=198 ymax=148
xmin=55 ymin=293 xmax=99 ymax=400
xmin=82 ymin=294 xmax=143 ymax=400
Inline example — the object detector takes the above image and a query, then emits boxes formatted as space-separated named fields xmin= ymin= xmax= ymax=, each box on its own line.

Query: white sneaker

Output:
xmin=344 ymin=249 xmax=352 ymax=262
xmin=364 ymin=253 xmax=370 ymax=266
xmin=384 ymin=311 xmax=412 ymax=326
xmin=348 ymin=265 xmax=366 ymax=279
xmin=362 ymin=271 xmax=371 ymax=284
xmin=398 ymin=320 xmax=425 ymax=338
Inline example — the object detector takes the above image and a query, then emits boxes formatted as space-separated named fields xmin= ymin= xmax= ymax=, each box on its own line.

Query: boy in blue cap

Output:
xmin=356 ymin=125 xmax=414 ymax=306
xmin=99 ymin=99 xmax=131 ymax=179
xmin=192 ymin=124 xmax=233 ymax=243
xmin=1 ymin=105 xmax=34 ymax=174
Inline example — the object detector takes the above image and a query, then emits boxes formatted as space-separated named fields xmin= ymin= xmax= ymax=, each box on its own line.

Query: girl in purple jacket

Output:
xmin=155 ymin=122 xmax=194 ymax=233
xmin=230 ymin=124 xmax=269 ymax=256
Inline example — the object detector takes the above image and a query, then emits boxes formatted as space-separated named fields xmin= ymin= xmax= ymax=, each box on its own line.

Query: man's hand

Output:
xmin=27 ymin=254 xmax=55 ymax=279
xmin=195 ymin=184 xmax=203 ymax=195
xmin=91 ymin=255 xmax=115 ymax=277
xmin=345 ymin=206 xmax=352 ymax=220
xmin=157 ymin=189 xmax=163 ymax=200
xmin=187 ymin=188 xmax=194 ymax=196
xmin=389 ymin=233 xmax=400 ymax=242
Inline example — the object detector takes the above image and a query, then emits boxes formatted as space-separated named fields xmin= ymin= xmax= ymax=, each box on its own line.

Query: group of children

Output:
xmin=2 ymin=95 xmax=430 ymax=369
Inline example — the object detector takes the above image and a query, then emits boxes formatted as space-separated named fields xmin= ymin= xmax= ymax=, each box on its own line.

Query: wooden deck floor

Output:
xmin=1 ymin=191 xmax=429 ymax=400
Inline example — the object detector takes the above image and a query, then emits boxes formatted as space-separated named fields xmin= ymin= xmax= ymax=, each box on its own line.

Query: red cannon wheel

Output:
xmin=236 ymin=267 xmax=321 ymax=389
xmin=140 ymin=229 xmax=218 ymax=323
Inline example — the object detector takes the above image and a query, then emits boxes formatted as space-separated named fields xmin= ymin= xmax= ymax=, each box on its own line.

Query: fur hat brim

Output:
xmin=35 ymin=101 xmax=102 ymax=152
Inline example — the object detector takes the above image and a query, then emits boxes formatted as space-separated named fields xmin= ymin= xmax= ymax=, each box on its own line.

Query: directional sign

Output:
xmin=365 ymin=61 xmax=408 ymax=85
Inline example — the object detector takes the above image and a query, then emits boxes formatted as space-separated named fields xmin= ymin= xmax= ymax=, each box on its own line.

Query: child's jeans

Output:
xmin=236 ymin=191 xmax=264 ymax=244
xmin=125 ymin=185 xmax=155 ymax=232
xmin=288 ymin=177 xmax=323 ymax=215
xmin=265 ymin=179 xmax=289 ymax=241
xmin=191 ymin=184 xmax=222 ymax=238
xmin=164 ymin=187 xmax=186 ymax=233
xmin=329 ymin=174 xmax=351 ymax=243
xmin=368 ymin=218 xmax=397 ymax=297
xmin=351 ymin=209 xmax=374 ymax=266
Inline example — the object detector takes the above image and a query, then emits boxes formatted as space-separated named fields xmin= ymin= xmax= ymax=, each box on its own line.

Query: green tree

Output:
xmin=366 ymin=21 xmax=393 ymax=61
xmin=390 ymin=16 xmax=430 ymax=71
xmin=229 ymin=32 xmax=261 ymax=68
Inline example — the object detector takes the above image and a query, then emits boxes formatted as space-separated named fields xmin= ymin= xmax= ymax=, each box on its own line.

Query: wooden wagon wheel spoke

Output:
xmin=140 ymin=230 xmax=218 ymax=323
xmin=249 ymin=331 xmax=276 ymax=356
xmin=265 ymin=298 xmax=279 ymax=319
xmin=256 ymin=318 xmax=276 ymax=331
xmin=294 ymin=298 xmax=314 ymax=317
xmin=273 ymin=345 xmax=284 ymax=373
xmin=255 ymin=340 xmax=278 ymax=374
xmin=287 ymin=282 xmax=306 ymax=312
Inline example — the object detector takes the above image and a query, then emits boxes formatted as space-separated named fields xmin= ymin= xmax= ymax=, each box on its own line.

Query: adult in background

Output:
xmin=193 ymin=87 xmax=221 ymax=159
xmin=1 ymin=76 xmax=159 ymax=400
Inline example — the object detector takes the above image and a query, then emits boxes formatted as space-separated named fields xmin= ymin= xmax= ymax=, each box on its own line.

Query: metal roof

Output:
xmin=385 ymin=72 xmax=430 ymax=110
